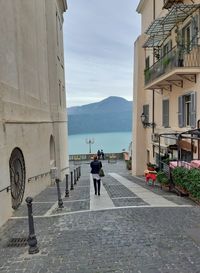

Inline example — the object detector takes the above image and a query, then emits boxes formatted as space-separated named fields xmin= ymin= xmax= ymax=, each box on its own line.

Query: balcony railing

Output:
xmin=163 ymin=0 xmax=183 ymax=9
xmin=144 ymin=45 xmax=200 ymax=86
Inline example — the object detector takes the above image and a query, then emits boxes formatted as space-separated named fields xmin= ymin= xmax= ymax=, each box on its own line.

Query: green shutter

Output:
xmin=191 ymin=15 xmax=198 ymax=46
xmin=190 ymin=92 xmax=197 ymax=128
xmin=178 ymin=96 xmax=184 ymax=128
xmin=162 ymin=100 xmax=169 ymax=128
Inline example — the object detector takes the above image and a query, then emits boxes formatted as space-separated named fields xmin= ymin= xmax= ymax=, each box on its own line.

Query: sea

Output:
xmin=68 ymin=131 xmax=132 ymax=155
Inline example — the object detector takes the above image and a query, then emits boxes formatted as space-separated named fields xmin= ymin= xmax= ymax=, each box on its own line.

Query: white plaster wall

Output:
xmin=0 ymin=0 xmax=68 ymax=227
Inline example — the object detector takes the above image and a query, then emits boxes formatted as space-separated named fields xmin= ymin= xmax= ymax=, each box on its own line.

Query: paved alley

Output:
xmin=0 ymin=160 xmax=200 ymax=273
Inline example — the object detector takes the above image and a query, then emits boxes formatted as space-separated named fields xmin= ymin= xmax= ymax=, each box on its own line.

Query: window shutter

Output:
xmin=162 ymin=100 xmax=169 ymax=127
xmin=178 ymin=96 xmax=184 ymax=128
xmin=192 ymin=16 xmax=198 ymax=46
xmin=190 ymin=92 xmax=197 ymax=128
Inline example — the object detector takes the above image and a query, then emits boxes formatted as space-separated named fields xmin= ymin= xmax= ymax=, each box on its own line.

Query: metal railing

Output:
xmin=0 ymin=186 xmax=11 ymax=193
xmin=69 ymin=152 xmax=124 ymax=161
xmin=163 ymin=0 xmax=183 ymax=9
xmin=145 ymin=45 xmax=200 ymax=85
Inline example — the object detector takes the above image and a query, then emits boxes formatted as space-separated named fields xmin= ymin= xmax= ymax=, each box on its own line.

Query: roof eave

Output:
xmin=136 ymin=0 xmax=146 ymax=14
xmin=62 ymin=0 xmax=68 ymax=12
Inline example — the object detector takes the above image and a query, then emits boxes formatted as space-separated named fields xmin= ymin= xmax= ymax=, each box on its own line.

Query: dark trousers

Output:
xmin=93 ymin=179 xmax=101 ymax=194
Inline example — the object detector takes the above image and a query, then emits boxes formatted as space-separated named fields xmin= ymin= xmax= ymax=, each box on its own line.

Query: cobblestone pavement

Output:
xmin=0 ymin=160 xmax=200 ymax=273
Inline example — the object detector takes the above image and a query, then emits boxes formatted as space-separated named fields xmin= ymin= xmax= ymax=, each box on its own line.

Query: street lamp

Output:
xmin=85 ymin=138 xmax=95 ymax=153
xmin=140 ymin=112 xmax=156 ymax=128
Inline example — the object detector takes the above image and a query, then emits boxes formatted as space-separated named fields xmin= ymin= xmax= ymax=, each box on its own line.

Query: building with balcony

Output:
xmin=132 ymin=0 xmax=200 ymax=175
xmin=0 ymin=0 xmax=68 ymax=227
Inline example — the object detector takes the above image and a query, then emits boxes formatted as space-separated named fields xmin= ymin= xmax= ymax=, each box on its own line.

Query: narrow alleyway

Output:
xmin=0 ymin=160 xmax=200 ymax=273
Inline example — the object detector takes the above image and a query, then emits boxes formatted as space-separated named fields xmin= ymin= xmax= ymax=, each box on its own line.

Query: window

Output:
xmin=145 ymin=56 xmax=150 ymax=69
xmin=143 ymin=104 xmax=149 ymax=123
xmin=163 ymin=40 xmax=172 ymax=56
xmin=162 ymin=99 xmax=169 ymax=128
xmin=178 ymin=92 xmax=196 ymax=128
xmin=182 ymin=23 xmax=192 ymax=52
xmin=184 ymin=95 xmax=191 ymax=126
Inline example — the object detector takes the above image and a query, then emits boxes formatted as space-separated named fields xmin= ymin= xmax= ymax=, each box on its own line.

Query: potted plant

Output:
xmin=157 ymin=171 xmax=170 ymax=190
xmin=147 ymin=162 xmax=157 ymax=171
xmin=162 ymin=55 xmax=171 ymax=69
xmin=144 ymin=68 xmax=151 ymax=82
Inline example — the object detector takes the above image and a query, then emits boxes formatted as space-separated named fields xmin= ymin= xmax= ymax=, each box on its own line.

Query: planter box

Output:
xmin=174 ymin=185 xmax=189 ymax=197
xmin=160 ymin=184 xmax=170 ymax=191
xmin=189 ymin=194 xmax=200 ymax=205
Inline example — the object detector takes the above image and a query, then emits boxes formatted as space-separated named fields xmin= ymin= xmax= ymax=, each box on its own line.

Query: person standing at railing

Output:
xmin=101 ymin=149 xmax=105 ymax=160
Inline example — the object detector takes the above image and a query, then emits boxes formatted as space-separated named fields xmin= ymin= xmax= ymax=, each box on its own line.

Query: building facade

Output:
xmin=133 ymin=0 xmax=200 ymax=175
xmin=0 ymin=0 xmax=68 ymax=227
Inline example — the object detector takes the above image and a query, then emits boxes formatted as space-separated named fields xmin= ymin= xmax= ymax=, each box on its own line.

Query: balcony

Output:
xmin=144 ymin=45 xmax=200 ymax=90
xmin=163 ymin=0 xmax=183 ymax=9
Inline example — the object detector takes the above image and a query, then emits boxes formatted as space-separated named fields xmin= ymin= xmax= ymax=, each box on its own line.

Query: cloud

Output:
xmin=64 ymin=0 xmax=140 ymax=107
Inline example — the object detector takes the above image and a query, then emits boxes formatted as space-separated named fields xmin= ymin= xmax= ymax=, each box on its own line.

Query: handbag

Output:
xmin=99 ymin=168 xmax=105 ymax=177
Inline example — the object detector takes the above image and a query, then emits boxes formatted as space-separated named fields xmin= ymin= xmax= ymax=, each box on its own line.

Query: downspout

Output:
xmin=152 ymin=0 xmax=155 ymax=134
xmin=198 ymin=120 xmax=200 ymax=159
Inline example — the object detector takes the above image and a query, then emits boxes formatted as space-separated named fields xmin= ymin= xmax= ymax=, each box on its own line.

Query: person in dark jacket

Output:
xmin=90 ymin=155 xmax=102 ymax=195
xmin=97 ymin=150 xmax=101 ymax=160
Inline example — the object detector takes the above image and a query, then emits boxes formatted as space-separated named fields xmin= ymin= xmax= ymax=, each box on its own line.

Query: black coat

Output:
xmin=90 ymin=160 xmax=102 ymax=174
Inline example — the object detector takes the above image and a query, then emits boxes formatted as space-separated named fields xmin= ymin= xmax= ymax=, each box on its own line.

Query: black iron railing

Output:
xmin=0 ymin=186 xmax=11 ymax=193
xmin=144 ymin=45 xmax=200 ymax=86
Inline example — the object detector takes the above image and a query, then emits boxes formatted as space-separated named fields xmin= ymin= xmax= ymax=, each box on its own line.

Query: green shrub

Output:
xmin=171 ymin=167 xmax=200 ymax=200
xmin=172 ymin=167 xmax=189 ymax=190
xmin=157 ymin=171 xmax=169 ymax=185
xmin=187 ymin=168 xmax=200 ymax=199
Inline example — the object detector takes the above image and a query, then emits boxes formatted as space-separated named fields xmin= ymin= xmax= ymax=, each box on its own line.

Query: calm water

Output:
xmin=68 ymin=131 xmax=132 ymax=155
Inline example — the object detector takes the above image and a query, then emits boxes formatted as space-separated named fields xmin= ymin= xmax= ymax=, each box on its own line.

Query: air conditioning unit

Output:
xmin=151 ymin=133 xmax=160 ymax=142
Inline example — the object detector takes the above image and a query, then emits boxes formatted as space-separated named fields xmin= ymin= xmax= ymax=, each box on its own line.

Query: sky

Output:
xmin=63 ymin=0 xmax=141 ymax=107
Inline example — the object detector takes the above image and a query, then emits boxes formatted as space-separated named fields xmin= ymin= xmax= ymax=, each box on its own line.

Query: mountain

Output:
xmin=67 ymin=96 xmax=132 ymax=135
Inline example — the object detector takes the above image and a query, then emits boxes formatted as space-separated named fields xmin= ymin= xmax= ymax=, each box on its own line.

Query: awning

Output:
xmin=143 ymin=3 xmax=200 ymax=48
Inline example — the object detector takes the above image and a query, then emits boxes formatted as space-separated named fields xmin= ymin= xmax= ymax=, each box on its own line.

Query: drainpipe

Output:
xmin=198 ymin=120 xmax=200 ymax=159
xmin=152 ymin=0 xmax=155 ymax=134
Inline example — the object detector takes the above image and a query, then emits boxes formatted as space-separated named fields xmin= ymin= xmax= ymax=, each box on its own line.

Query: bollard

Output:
xmin=79 ymin=166 xmax=81 ymax=178
xmin=74 ymin=169 xmax=77 ymax=185
xmin=26 ymin=197 xmax=39 ymax=254
xmin=65 ymin=174 xmax=69 ymax=197
xmin=78 ymin=166 xmax=80 ymax=179
xmin=76 ymin=168 xmax=79 ymax=181
xmin=70 ymin=171 xmax=74 ymax=190
xmin=55 ymin=178 xmax=64 ymax=208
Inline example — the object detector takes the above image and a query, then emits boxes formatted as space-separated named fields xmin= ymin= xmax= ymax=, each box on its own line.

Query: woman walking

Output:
xmin=90 ymin=155 xmax=102 ymax=195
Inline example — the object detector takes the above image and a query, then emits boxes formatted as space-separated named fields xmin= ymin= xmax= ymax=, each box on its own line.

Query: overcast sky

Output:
xmin=63 ymin=0 xmax=141 ymax=107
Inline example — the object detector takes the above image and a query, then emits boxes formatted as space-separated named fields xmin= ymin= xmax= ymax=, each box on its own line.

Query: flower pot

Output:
xmin=147 ymin=167 xmax=155 ymax=171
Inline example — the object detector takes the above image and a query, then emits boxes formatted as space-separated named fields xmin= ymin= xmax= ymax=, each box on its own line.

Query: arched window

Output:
xmin=9 ymin=147 xmax=26 ymax=209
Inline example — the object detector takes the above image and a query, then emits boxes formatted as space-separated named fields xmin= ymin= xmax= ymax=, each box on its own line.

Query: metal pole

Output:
xmin=55 ymin=179 xmax=64 ymax=208
xmin=26 ymin=197 xmax=39 ymax=254
xmin=74 ymin=169 xmax=77 ymax=185
xmin=79 ymin=166 xmax=81 ymax=178
xmin=70 ymin=171 xmax=74 ymax=190
xmin=89 ymin=141 xmax=91 ymax=153
xmin=65 ymin=174 xmax=69 ymax=197
xmin=76 ymin=168 xmax=79 ymax=181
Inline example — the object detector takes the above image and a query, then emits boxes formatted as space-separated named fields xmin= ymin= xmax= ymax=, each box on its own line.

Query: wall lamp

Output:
xmin=140 ymin=113 xmax=156 ymax=128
